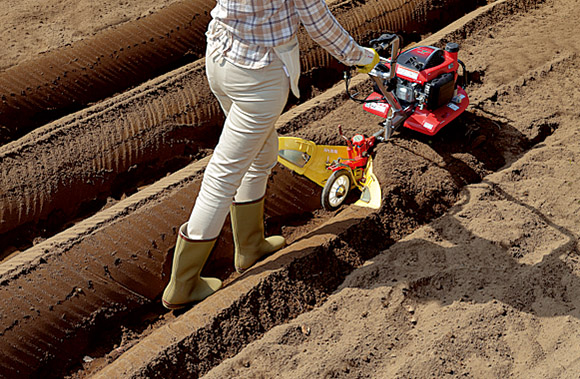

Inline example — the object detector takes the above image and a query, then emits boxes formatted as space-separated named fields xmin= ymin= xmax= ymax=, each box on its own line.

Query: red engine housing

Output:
xmin=363 ymin=44 xmax=469 ymax=136
xmin=394 ymin=45 xmax=459 ymax=84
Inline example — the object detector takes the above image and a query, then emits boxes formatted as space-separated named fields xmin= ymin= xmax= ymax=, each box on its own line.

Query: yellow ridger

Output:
xmin=277 ymin=134 xmax=381 ymax=211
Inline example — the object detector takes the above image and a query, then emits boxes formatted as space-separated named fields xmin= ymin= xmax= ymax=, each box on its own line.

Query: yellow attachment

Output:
xmin=278 ymin=136 xmax=349 ymax=187
xmin=354 ymin=157 xmax=382 ymax=209
xmin=278 ymin=137 xmax=382 ymax=210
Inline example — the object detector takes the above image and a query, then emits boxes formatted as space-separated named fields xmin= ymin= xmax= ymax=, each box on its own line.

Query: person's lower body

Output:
xmin=162 ymin=49 xmax=289 ymax=309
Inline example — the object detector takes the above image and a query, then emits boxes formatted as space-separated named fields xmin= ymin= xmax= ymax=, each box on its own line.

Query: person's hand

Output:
xmin=356 ymin=47 xmax=379 ymax=74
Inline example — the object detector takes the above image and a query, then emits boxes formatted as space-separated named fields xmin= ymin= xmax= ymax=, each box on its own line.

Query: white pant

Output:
xmin=186 ymin=49 xmax=290 ymax=239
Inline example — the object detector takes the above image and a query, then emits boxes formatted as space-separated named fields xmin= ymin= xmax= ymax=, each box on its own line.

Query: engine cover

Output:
xmin=397 ymin=46 xmax=445 ymax=72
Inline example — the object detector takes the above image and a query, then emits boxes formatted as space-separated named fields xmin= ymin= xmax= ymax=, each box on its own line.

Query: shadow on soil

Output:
xmin=111 ymin=110 xmax=564 ymax=378
xmin=359 ymin=180 xmax=580 ymax=319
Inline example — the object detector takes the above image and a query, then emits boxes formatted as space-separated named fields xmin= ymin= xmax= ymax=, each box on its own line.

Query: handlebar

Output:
xmin=369 ymin=59 xmax=394 ymax=80
xmin=369 ymin=33 xmax=399 ymax=52
xmin=371 ymin=34 xmax=400 ymax=81
xmin=345 ymin=34 xmax=401 ymax=103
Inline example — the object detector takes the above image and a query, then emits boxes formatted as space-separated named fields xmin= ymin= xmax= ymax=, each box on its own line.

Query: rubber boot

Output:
xmin=162 ymin=223 xmax=222 ymax=310
xmin=230 ymin=198 xmax=285 ymax=274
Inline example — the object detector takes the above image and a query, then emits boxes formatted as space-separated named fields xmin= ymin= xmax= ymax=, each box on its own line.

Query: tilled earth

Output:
xmin=205 ymin=1 xmax=580 ymax=377
xmin=2 ymin=0 xmax=580 ymax=378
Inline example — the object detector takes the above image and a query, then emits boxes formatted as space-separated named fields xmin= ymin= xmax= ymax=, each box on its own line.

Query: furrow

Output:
xmin=0 ymin=60 xmax=220 ymax=239
xmin=0 ymin=0 xmax=478 ymax=146
xmin=0 ymin=0 xmax=211 ymax=144
xmin=0 ymin=0 xmax=482 ymax=246
xmin=0 ymin=1 xmax=548 ymax=375
xmin=0 ymin=142 xmax=327 ymax=376
xmin=0 ymin=253 xmax=148 ymax=377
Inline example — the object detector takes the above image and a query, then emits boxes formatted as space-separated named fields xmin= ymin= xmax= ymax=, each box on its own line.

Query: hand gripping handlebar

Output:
xmin=344 ymin=33 xmax=401 ymax=103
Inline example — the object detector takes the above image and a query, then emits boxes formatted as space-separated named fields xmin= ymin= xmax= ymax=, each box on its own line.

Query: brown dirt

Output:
xmin=0 ymin=0 xmax=476 ymax=147
xmin=2 ymin=0 xmax=580 ymax=378
xmin=0 ymin=0 xmax=482 ymax=261
xmin=0 ymin=0 xmax=182 ymax=71
xmin=0 ymin=0 xmax=212 ymax=145
xmin=203 ymin=0 xmax=580 ymax=377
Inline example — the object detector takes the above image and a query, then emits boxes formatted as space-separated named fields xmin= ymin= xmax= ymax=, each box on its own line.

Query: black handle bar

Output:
xmin=370 ymin=33 xmax=399 ymax=52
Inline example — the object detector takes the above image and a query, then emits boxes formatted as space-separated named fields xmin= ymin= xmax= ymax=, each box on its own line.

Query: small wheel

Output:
xmin=321 ymin=169 xmax=352 ymax=211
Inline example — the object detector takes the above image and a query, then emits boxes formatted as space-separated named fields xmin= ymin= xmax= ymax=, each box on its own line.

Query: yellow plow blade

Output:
xmin=354 ymin=157 xmax=382 ymax=209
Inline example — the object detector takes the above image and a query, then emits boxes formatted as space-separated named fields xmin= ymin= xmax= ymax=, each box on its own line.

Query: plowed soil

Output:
xmin=205 ymin=0 xmax=580 ymax=377
xmin=2 ymin=0 xmax=580 ymax=378
xmin=0 ymin=0 xmax=182 ymax=71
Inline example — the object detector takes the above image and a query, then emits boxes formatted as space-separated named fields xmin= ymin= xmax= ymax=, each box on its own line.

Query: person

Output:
xmin=162 ymin=0 xmax=379 ymax=309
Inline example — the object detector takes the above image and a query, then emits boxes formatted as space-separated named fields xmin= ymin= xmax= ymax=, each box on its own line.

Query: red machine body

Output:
xmin=393 ymin=45 xmax=459 ymax=84
xmin=362 ymin=44 xmax=469 ymax=136
xmin=328 ymin=131 xmax=376 ymax=173
xmin=280 ymin=36 xmax=471 ymax=212
xmin=363 ymin=87 xmax=468 ymax=135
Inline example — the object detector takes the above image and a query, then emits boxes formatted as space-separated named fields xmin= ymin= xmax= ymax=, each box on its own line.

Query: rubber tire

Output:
xmin=321 ymin=169 xmax=352 ymax=211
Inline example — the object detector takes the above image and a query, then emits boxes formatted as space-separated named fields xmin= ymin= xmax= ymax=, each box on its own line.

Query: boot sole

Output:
xmin=162 ymin=299 xmax=192 ymax=310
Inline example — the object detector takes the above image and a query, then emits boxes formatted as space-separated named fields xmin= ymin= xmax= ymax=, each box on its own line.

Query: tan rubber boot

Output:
xmin=162 ymin=223 xmax=222 ymax=310
xmin=230 ymin=198 xmax=285 ymax=274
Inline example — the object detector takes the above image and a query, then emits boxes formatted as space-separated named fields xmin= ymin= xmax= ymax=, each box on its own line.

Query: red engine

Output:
xmin=363 ymin=42 xmax=469 ymax=136
xmin=395 ymin=45 xmax=459 ymax=83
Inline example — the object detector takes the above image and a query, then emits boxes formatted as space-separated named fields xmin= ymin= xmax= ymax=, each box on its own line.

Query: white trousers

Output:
xmin=186 ymin=49 xmax=290 ymax=239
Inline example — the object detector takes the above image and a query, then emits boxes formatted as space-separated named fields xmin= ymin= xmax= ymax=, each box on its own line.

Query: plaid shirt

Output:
xmin=207 ymin=0 xmax=366 ymax=69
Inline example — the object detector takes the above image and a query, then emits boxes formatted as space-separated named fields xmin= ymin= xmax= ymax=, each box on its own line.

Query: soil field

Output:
xmin=1 ymin=0 xmax=580 ymax=378
xmin=0 ymin=0 xmax=478 ymax=261
xmin=0 ymin=0 xmax=183 ymax=71
xmin=205 ymin=0 xmax=580 ymax=377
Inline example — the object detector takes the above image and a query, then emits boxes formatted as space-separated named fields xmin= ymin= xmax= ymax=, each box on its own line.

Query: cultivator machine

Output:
xmin=278 ymin=34 xmax=469 ymax=210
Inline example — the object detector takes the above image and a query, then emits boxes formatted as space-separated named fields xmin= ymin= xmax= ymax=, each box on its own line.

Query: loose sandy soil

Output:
xmin=204 ymin=0 xmax=580 ymax=377
xmin=2 ymin=0 xmax=580 ymax=377
xmin=0 ymin=0 xmax=182 ymax=71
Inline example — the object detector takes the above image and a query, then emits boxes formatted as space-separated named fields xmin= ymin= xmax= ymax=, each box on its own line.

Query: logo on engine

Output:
xmin=396 ymin=66 xmax=419 ymax=80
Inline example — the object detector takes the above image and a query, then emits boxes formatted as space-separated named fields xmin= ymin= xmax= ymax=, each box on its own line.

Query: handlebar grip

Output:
xmin=369 ymin=33 xmax=398 ymax=50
